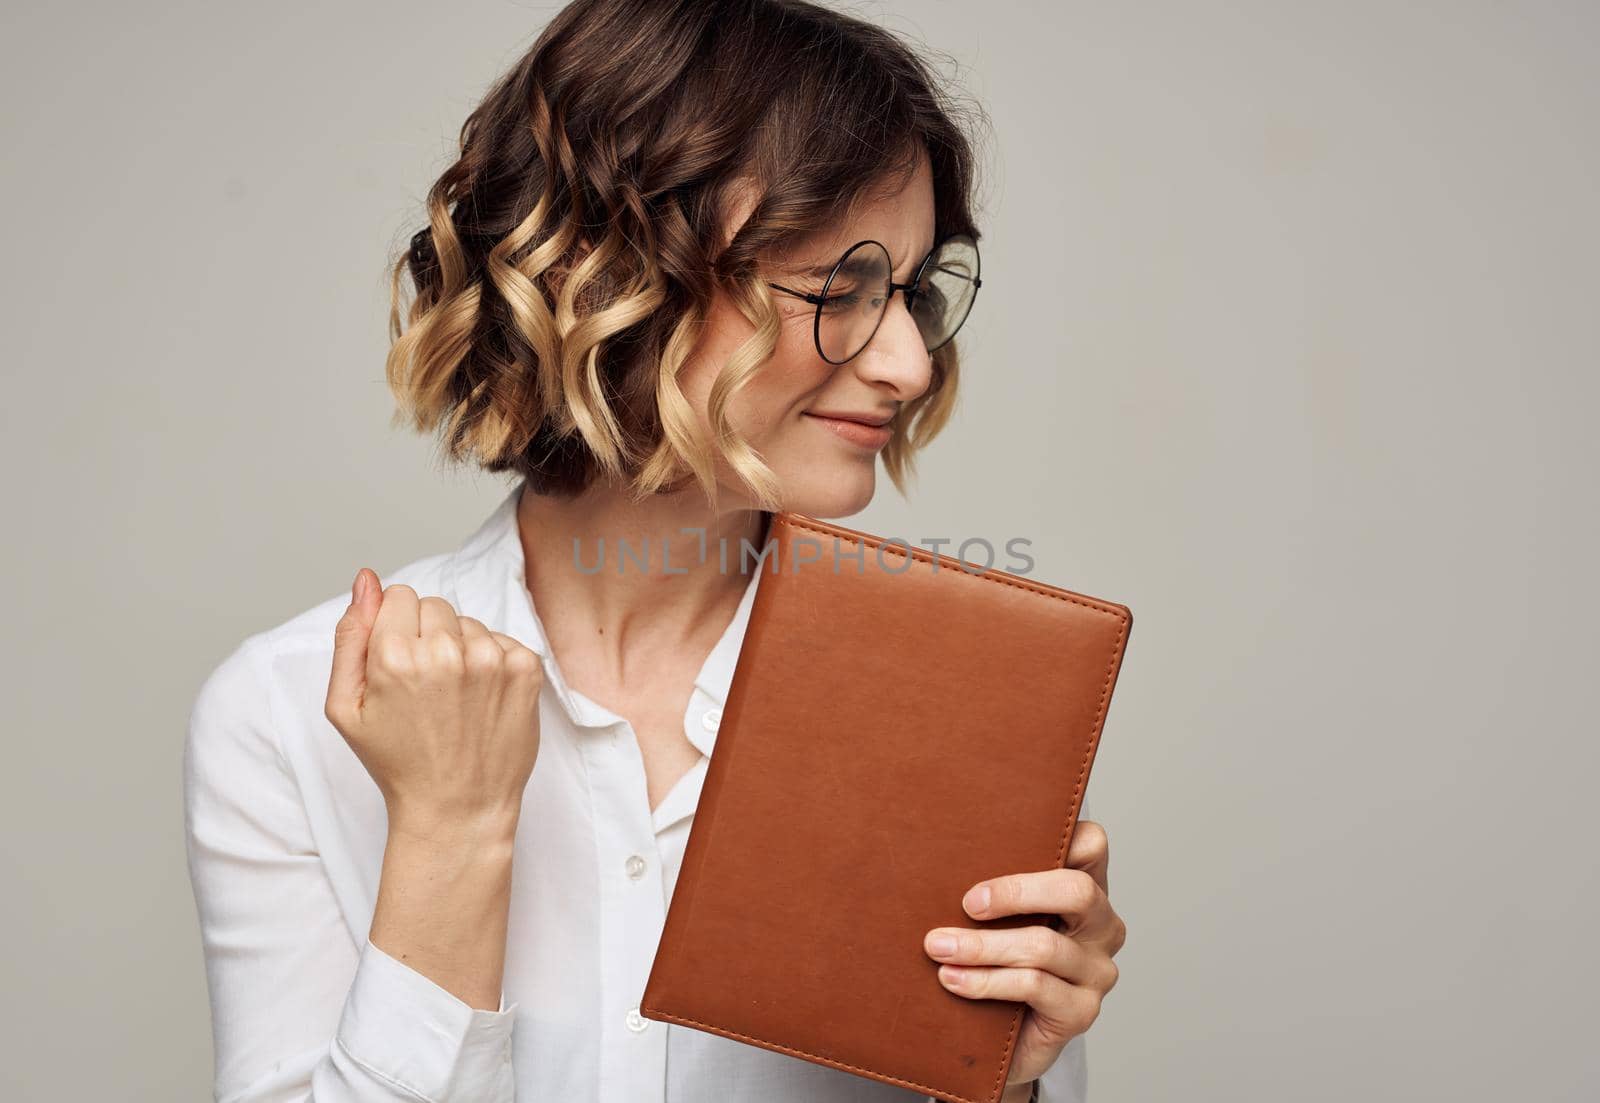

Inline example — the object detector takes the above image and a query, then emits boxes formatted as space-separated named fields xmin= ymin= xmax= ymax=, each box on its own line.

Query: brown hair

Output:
xmin=386 ymin=0 xmax=988 ymax=508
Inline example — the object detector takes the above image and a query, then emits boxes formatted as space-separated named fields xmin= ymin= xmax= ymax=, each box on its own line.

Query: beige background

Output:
xmin=2 ymin=1 xmax=1596 ymax=1099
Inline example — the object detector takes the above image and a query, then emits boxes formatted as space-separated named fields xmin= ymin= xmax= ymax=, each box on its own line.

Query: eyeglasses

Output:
xmin=767 ymin=233 xmax=982 ymax=365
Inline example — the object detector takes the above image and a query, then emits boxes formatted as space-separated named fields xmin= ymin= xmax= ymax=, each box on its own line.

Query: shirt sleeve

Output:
xmin=1034 ymin=1032 xmax=1088 ymax=1102
xmin=183 ymin=636 xmax=519 ymax=1102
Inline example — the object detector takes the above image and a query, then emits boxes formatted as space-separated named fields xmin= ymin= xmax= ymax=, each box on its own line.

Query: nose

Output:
xmin=851 ymin=293 xmax=933 ymax=401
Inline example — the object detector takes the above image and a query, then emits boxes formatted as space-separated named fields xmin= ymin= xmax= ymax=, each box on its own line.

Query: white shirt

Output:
xmin=184 ymin=482 xmax=1088 ymax=1103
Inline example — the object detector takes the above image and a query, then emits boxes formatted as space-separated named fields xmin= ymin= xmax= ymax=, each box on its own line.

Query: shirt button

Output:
xmin=625 ymin=1006 xmax=650 ymax=1032
xmin=625 ymin=854 xmax=647 ymax=880
xmin=701 ymin=708 xmax=722 ymax=732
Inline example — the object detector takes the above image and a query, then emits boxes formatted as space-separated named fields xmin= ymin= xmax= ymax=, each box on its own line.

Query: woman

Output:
xmin=183 ymin=2 xmax=1125 ymax=1101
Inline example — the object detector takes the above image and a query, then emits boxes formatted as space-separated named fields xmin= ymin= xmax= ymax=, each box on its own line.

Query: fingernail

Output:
xmin=928 ymin=934 xmax=957 ymax=957
xmin=965 ymin=885 xmax=990 ymax=914
xmin=939 ymin=965 xmax=966 ymax=986
xmin=352 ymin=571 xmax=365 ymax=603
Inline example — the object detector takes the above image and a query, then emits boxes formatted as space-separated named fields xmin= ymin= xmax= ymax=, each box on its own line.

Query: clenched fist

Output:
xmin=324 ymin=567 xmax=544 ymax=839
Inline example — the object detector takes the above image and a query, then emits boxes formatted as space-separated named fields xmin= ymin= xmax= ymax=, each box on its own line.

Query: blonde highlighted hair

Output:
xmin=385 ymin=0 xmax=988 ymax=509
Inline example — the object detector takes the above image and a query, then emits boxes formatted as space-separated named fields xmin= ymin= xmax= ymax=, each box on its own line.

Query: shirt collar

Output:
xmin=442 ymin=481 xmax=763 ymax=748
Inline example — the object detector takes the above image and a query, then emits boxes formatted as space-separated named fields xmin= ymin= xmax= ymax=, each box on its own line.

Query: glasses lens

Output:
xmin=816 ymin=241 xmax=892 ymax=364
xmin=910 ymin=235 xmax=981 ymax=352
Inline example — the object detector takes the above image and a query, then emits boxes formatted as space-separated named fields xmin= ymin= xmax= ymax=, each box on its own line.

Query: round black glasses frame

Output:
xmin=765 ymin=234 xmax=982 ymax=366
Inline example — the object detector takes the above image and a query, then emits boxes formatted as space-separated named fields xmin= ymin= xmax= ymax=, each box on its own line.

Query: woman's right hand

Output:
xmin=324 ymin=567 xmax=544 ymax=840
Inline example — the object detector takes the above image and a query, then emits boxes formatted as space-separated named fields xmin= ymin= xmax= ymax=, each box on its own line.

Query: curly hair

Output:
xmin=385 ymin=0 xmax=989 ymax=509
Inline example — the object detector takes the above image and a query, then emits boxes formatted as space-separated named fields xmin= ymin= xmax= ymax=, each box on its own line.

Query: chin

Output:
xmin=772 ymin=461 xmax=879 ymax=520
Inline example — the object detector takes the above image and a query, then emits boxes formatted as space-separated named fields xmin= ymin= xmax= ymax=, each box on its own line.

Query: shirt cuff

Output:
xmin=1034 ymin=1032 xmax=1088 ymax=1103
xmin=335 ymin=938 xmax=518 ymax=1101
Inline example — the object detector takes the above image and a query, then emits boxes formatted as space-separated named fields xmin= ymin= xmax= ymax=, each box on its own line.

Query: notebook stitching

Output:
xmin=656 ymin=515 xmax=1130 ymax=1103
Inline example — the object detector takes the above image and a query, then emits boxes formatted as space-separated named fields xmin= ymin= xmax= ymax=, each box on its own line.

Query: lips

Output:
xmin=804 ymin=411 xmax=894 ymax=449
xmin=808 ymin=411 xmax=894 ymax=427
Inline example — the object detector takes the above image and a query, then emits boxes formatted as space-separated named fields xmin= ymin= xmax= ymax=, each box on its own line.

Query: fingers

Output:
xmin=964 ymin=867 xmax=1112 ymax=938
xmin=1062 ymin=819 xmax=1111 ymax=893
xmin=420 ymin=595 xmax=462 ymax=638
xmin=494 ymin=632 xmax=544 ymax=684
xmin=459 ymin=615 xmax=531 ymax=658
xmin=454 ymin=616 xmax=506 ymax=680
xmin=924 ymin=923 xmax=1106 ymax=987
xmin=372 ymin=583 xmax=421 ymax=639
xmin=457 ymin=616 xmax=512 ymax=649
xmin=351 ymin=568 xmax=382 ymax=620
xmin=934 ymin=958 xmax=1073 ymax=1006
xmin=934 ymin=960 xmax=1105 ymax=1041
xmin=924 ymin=922 xmax=1119 ymax=1044
xmin=455 ymin=616 xmax=544 ymax=698
xmin=326 ymin=569 xmax=382 ymax=728
xmin=327 ymin=575 xmax=538 ymax=730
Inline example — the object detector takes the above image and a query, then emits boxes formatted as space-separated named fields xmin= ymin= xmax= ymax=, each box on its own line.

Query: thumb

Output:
xmin=327 ymin=568 xmax=381 ymax=721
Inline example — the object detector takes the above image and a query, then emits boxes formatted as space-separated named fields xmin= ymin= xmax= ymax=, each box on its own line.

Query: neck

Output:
xmin=514 ymin=476 xmax=769 ymax=661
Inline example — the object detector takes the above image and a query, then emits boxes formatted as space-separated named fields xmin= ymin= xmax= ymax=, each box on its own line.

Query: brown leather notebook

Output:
xmin=640 ymin=511 xmax=1133 ymax=1103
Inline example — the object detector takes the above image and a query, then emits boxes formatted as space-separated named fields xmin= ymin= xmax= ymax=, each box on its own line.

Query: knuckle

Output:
xmin=957 ymin=966 xmax=987 ymax=997
xmin=372 ymin=634 xmax=414 ymax=674
xmin=504 ymin=646 xmax=543 ymax=681
xmin=1068 ymin=994 xmax=1102 ymax=1036
xmin=1023 ymin=967 xmax=1050 ymax=1000
xmin=1076 ymin=819 xmax=1109 ymax=857
xmin=1062 ymin=869 xmax=1098 ymax=909
xmin=1102 ymin=957 xmax=1120 ymax=991
xmin=1026 ymin=926 xmax=1060 ymax=964
xmin=991 ymin=874 xmax=1019 ymax=911
xmin=463 ymin=637 xmax=504 ymax=674
xmin=419 ymin=595 xmax=454 ymax=616
xmin=424 ymin=633 xmax=466 ymax=673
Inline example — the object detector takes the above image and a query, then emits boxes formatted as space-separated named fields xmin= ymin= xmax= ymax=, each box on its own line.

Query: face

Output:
xmin=678 ymin=150 xmax=938 ymax=519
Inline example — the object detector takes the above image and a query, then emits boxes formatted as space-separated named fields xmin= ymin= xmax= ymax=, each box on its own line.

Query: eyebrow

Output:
xmin=799 ymin=238 xmax=940 ymax=281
